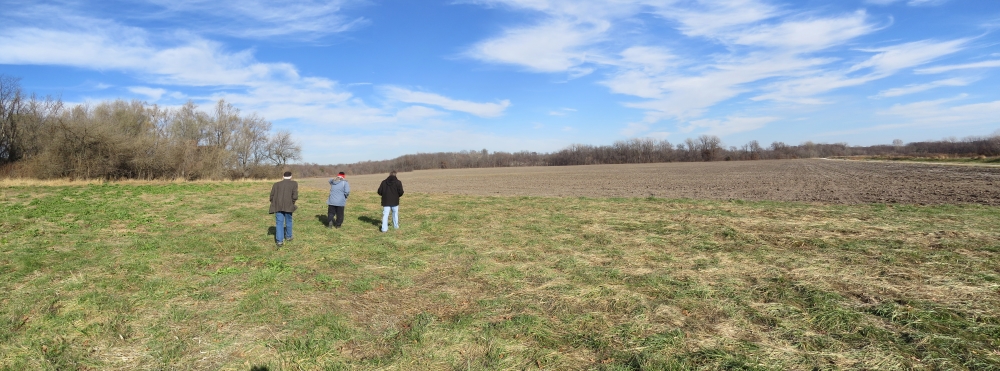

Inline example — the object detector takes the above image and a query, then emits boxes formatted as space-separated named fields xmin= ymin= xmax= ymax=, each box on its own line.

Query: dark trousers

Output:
xmin=327 ymin=205 xmax=344 ymax=227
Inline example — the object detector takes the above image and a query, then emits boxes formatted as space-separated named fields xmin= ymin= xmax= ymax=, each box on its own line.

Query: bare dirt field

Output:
xmin=302 ymin=159 xmax=1000 ymax=205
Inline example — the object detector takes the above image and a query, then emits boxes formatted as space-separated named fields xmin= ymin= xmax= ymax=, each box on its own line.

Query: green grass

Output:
xmin=837 ymin=155 xmax=1000 ymax=164
xmin=1 ymin=182 xmax=999 ymax=370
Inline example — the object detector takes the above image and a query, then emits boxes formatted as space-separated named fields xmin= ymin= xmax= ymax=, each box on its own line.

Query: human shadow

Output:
xmin=358 ymin=215 xmax=381 ymax=226
xmin=267 ymin=226 xmax=276 ymax=236
xmin=250 ymin=366 xmax=270 ymax=371
xmin=314 ymin=214 xmax=330 ymax=226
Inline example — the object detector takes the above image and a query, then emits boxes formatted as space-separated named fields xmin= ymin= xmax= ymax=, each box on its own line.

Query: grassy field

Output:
xmin=835 ymin=155 xmax=1000 ymax=165
xmin=1 ymin=181 xmax=999 ymax=370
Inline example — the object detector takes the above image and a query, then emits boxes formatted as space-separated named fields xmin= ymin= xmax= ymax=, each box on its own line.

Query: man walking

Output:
xmin=327 ymin=171 xmax=350 ymax=229
xmin=269 ymin=171 xmax=298 ymax=247
xmin=377 ymin=170 xmax=404 ymax=233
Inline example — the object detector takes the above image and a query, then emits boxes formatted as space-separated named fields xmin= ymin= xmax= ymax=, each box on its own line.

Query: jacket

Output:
xmin=377 ymin=175 xmax=404 ymax=207
xmin=327 ymin=178 xmax=350 ymax=206
xmin=269 ymin=179 xmax=298 ymax=214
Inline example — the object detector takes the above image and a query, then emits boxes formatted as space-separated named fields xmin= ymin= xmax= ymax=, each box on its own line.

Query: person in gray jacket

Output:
xmin=269 ymin=171 xmax=298 ymax=247
xmin=327 ymin=172 xmax=350 ymax=229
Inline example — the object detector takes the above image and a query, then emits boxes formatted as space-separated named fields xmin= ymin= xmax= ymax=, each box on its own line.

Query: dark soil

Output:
xmin=301 ymin=159 xmax=1000 ymax=205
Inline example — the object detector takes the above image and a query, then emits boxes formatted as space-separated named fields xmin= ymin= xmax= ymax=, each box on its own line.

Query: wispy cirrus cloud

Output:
xmin=466 ymin=0 xmax=987 ymax=140
xmin=144 ymin=0 xmax=368 ymax=39
xmin=871 ymin=77 xmax=973 ymax=98
xmin=549 ymin=108 xmax=576 ymax=116
xmin=8 ymin=0 xmax=367 ymax=41
xmin=0 ymin=5 xmax=507 ymax=132
xmin=915 ymin=59 xmax=1000 ymax=74
xmin=865 ymin=0 xmax=949 ymax=6
xmin=879 ymin=95 xmax=1000 ymax=126
xmin=463 ymin=19 xmax=606 ymax=74
xmin=850 ymin=38 xmax=969 ymax=75
xmin=0 ymin=22 xmax=300 ymax=86
xmin=382 ymin=87 xmax=511 ymax=118
xmin=464 ymin=0 xmax=896 ymax=137
xmin=659 ymin=0 xmax=781 ymax=39
xmin=753 ymin=38 xmax=969 ymax=103
xmin=128 ymin=86 xmax=169 ymax=100
xmin=681 ymin=116 xmax=779 ymax=136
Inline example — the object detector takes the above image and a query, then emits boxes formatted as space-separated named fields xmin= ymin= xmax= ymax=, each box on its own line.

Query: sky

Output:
xmin=1 ymin=0 xmax=999 ymax=164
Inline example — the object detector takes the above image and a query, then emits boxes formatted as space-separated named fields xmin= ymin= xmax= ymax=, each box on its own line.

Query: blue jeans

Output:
xmin=381 ymin=206 xmax=399 ymax=232
xmin=275 ymin=212 xmax=293 ymax=242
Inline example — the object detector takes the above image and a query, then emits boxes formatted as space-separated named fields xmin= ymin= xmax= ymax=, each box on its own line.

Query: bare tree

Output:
xmin=266 ymin=130 xmax=301 ymax=167
xmin=0 ymin=75 xmax=25 ymax=165
xmin=697 ymin=135 xmax=722 ymax=161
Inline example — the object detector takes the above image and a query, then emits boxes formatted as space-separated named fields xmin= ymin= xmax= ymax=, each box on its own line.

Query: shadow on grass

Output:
xmin=314 ymin=214 xmax=330 ymax=226
xmin=358 ymin=215 xmax=381 ymax=226
xmin=250 ymin=366 xmax=270 ymax=371
xmin=267 ymin=226 xmax=276 ymax=236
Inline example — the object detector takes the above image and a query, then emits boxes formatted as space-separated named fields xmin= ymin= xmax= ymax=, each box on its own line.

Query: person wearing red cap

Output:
xmin=326 ymin=171 xmax=350 ymax=229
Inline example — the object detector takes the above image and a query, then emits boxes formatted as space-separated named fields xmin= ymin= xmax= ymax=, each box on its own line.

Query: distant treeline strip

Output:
xmin=0 ymin=75 xmax=301 ymax=180
xmin=292 ymin=134 xmax=1000 ymax=177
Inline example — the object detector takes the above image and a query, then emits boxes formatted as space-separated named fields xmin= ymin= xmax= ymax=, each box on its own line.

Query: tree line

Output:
xmin=0 ymin=75 xmax=300 ymax=180
xmin=4 ymin=74 xmax=997 ymax=180
xmin=291 ymin=134 xmax=1000 ymax=177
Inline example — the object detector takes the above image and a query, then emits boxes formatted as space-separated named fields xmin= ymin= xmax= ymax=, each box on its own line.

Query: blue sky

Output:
xmin=1 ymin=0 xmax=999 ymax=164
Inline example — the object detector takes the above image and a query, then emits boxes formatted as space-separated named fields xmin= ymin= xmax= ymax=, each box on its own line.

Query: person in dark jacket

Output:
xmin=326 ymin=172 xmax=350 ymax=229
xmin=377 ymin=170 xmax=404 ymax=232
xmin=269 ymin=171 xmax=298 ymax=247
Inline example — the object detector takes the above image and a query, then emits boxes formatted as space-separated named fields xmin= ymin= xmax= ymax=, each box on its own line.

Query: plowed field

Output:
xmin=303 ymin=159 xmax=1000 ymax=205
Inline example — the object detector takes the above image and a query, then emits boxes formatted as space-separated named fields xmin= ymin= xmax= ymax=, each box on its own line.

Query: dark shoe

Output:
xmin=286 ymin=237 xmax=293 ymax=241
xmin=334 ymin=225 xmax=341 ymax=229
xmin=276 ymin=242 xmax=283 ymax=247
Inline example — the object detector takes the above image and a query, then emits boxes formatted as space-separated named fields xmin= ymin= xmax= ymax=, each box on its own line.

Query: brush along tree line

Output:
xmin=291 ymin=133 xmax=1000 ymax=177
xmin=0 ymin=75 xmax=301 ymax=180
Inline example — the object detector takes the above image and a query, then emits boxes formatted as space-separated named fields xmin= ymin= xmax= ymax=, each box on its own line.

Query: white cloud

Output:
xmin=620 ymin=122 xmax=650 ymax=137
xmin=396 ymin=106 xmax=447 ymax=121
xmin=467 ymin=0 xmax=893 ymax=133
xmin=871 ymin=77 xmax=973 ymax=98
xmin=617 ymin=46 xmax=675 ymax=74
xmin=382 ymin=87 xmax=511 ymax=118
xmin=906 ymin=0 xmax=948 ymax=6
xmin=24 ymin=0 xmax=369 ymax=40
xmin=464 ymin=19 xmax=606 ymax=73
xmin=850 ymin=39 xmax=969 ymax=75
xmin=0 ymin=15 xmax=408 ymax=130
xmin=548 ymin=108 xmax=576 ymax=116
xmin=128 ymin=86 xmax=168 ymax=100
xmin=680 ymin=116 xmax=778 ymax=136
xmin=879 ymin=95 xmax=1000 ymax=126
xmin=864 ymin=0 xmax=948 ymax=5
xmin=0 ymin=24 xmax=302 ymax=87
xmin=162 ymin=0 xmax=367 ymax=39
xmin=753 ymin=38 xmax=969 ymax=103
xmin=915 ymin=59 xmax=1000 ymax=74
xmin=729 ymin=11 xmax=876 ymax=51
xmin=660 ymin=0 xmax=781 ymax=39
